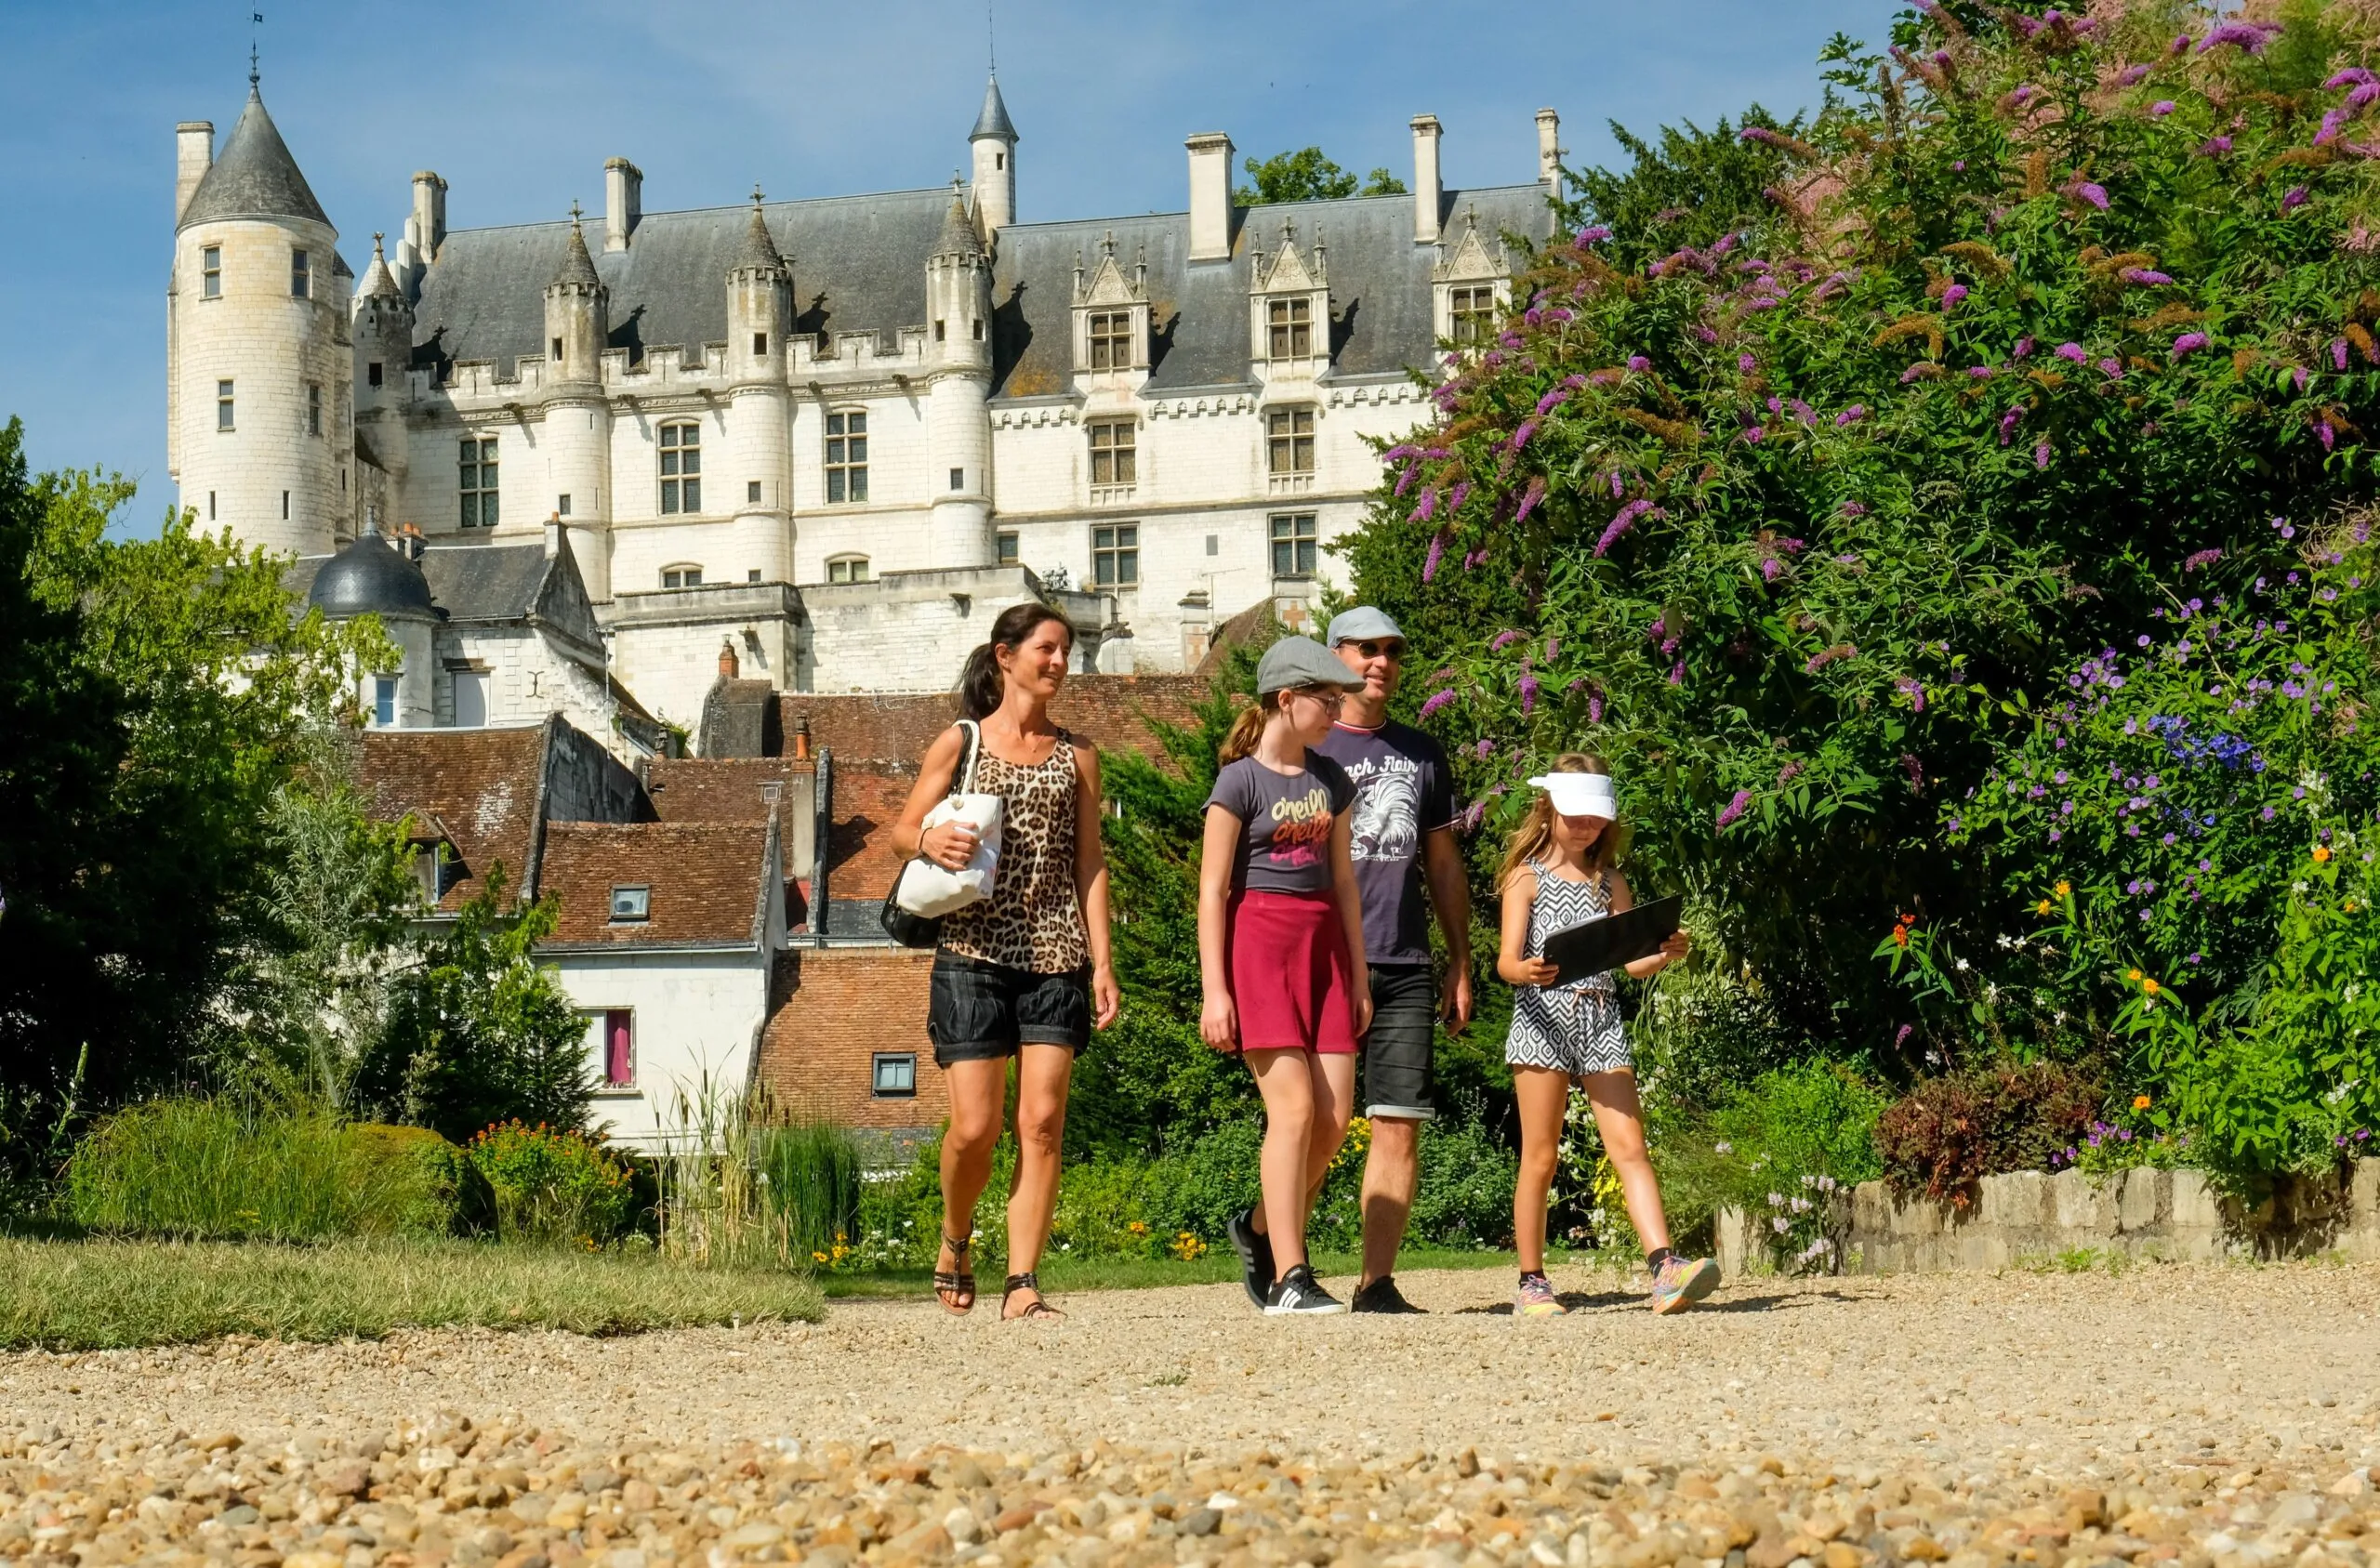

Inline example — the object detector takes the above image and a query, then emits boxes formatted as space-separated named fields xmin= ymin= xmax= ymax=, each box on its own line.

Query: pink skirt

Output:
xmin=1226 ymin=889 xmax=1358 ymax=1054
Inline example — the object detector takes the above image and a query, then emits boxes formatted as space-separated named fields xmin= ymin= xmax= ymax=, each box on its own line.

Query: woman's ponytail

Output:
xmin=957 ymin=602 xmax=1074 ymax=720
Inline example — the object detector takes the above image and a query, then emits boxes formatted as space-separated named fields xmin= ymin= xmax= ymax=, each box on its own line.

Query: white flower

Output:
xmin=1713 ymin=1140 xmax=1734 ymax=1154
xmin=1767 ymin=1192 xmax=1785 ymax=1206
xmin=1955 ymin=957 xmax=1971 ymax=971
xmin=1772 ymin=1217 xmax=1791 ymax=1234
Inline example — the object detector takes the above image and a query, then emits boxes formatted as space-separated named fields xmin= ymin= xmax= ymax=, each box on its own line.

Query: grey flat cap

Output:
xmin=1326 ymin=606 xmax=1406 ymax=646
xmin=1257 ymin=636 xmax=1369 ymax=695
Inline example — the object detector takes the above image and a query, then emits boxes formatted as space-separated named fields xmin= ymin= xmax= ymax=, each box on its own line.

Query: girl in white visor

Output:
xmin=1496 ymin=754 xmax=1717 ymax=1317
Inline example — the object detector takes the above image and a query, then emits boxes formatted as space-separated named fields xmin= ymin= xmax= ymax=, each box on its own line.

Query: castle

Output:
xmin=169 ymin=67 xmax=1561 ymax=738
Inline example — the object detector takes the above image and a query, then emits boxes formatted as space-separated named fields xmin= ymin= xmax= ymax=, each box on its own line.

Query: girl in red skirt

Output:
xmin=1197 ymin=637 xmax=1372 ymax=1313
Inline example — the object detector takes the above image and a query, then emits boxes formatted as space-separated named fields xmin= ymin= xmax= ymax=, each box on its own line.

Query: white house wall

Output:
xmin=557 ymin=950 xmax=770 ymax=1153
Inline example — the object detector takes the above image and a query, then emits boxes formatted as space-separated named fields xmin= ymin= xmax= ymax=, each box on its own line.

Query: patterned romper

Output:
xmin=1503 ymin=860 xmax=1633 ymax=1076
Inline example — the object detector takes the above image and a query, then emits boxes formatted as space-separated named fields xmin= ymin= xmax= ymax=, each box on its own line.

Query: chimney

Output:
xmin=791 ymin=716 xmax=812 ymax=762
xmin=411 ymin=172 xmax=448 ymax=264
xmin=1186 ymin=133 xmax=1235 ymax=262
xmin=604 ymin=158 xmax=641 ymax=253
xmin=719 ymin=639 xmax=740 ymax=679
xmin=176 ymin=122 xmax=214 ymax=223
xmin=400 ymin=522 xmax=426 ymax=561
xmin=1536 ymin=108 xmax=1562 ymax=187
xmin=544 ymin=511 xmax=562 ymax=559
xmin=1410 ymin=116 xmax=1444 ymax=244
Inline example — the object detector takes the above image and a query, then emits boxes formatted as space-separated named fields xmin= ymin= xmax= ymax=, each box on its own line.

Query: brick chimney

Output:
xmin=792 ymin=716 xmax=812 ymax=761
xmin=719 ymin=639 xmax=740 ymax=679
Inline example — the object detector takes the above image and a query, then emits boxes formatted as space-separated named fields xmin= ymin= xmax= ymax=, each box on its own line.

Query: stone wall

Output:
xmin=1716 ymin=1158 xmax=2380 ymax=1276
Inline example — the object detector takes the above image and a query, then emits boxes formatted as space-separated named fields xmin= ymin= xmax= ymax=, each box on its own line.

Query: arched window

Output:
xmin=826 ymin=554 xmax=870 ymax=585
xmin=659 ymin=421 xmax=702 ymax=513
xmin=661 ymin=563 xmax=704 ymax=589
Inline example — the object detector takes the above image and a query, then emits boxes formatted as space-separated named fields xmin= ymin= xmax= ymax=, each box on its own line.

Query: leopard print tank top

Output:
xmin=936 ymin=731 xmax=1091 ymax=974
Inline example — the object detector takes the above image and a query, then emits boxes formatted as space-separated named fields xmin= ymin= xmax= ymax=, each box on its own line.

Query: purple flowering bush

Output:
xmin=1927 ymin=532 xmax=2380 ymax=1175
xmin=1336 ymin=1 xmax=2380 ymax=1078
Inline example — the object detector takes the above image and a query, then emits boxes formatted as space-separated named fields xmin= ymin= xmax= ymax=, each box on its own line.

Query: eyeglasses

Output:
xmin=1287 ymin=686 xmax=1348 ymax=707
xmin=1347 ymin=639 xmax=1407 ymax=662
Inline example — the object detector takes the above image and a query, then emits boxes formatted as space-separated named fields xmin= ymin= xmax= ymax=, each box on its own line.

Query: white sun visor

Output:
xmin=1529 ymin=772 xmax=1620 ymax=820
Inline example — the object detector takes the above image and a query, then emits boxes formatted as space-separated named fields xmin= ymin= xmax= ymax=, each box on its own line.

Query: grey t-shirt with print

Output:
xmin=1205 ymin=752 xmax=1356 ymax=896
xmin=1314 ymin=719 xmax=1460 ymax=966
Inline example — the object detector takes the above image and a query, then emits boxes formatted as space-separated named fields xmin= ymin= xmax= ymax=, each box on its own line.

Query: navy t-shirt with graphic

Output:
xmin=1313 ymin=719 xmax=1460 ymax=966
xmin=1206 ymin=752 xmax=1357 ymax=896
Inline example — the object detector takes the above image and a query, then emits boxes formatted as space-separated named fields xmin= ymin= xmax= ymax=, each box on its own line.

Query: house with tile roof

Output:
xmin=168 ymin=71 xmax=1560 ymax=739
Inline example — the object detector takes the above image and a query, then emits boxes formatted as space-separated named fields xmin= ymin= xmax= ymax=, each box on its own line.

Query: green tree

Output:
xmin=1236 ymin=148 xmax=1406 ymax=206
xmin=364 ymin=869 xmax=594 ymax=1142
xmin=0 ymin=418 xmax=385 ymax=1139
xmin=1569 ymin=106 xmax=1802 ymax=270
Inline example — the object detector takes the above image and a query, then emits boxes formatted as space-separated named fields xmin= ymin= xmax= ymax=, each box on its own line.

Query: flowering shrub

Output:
xmin=1873 ymin=1062 xmax=2103 ymax=1203
xmin=463 ymin=1120 xmax=634 ymax=1246
xmin=1338 ymin=0 xmax=2380 ymax=1064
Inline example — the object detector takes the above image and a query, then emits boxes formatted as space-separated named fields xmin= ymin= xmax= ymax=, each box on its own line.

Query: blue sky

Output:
xmin=0 ymin=0 xmax=1894 ymax=533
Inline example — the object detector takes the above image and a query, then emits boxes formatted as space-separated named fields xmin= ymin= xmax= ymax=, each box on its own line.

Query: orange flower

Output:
xmin=2142 ymin=978 xmax=2161 ymax=996
xmin=2126 ymin=968 xmax=2142 ymax=981
xmin=2055 ymin=880 xmax=2071 ymax=898
xmin=2134 ymin=1094 xmax=2152 ymax=1111
xmin=2314 ymin=844 xmax=2334 ymax=863
xmin=2035 ymin=898 xmax=2054 ymax=916
xmin=1892 ymin=925 xmax=1911 ymax=948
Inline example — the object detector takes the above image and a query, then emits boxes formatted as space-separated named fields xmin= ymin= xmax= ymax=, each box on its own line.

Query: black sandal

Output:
xmin=1002 ymin=1272 xmax=1064 ymax=1321
xmin=933 ymin=1231 xmax=975 ymax=1315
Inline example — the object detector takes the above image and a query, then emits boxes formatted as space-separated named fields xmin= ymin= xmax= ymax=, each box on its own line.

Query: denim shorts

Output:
xmin=927 ymin=951 xmax=1092 ymax=1066
xmin=1362 ymin=963 xmax=1437 ymax=1120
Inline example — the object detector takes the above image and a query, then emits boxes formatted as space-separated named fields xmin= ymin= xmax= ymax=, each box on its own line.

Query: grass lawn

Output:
xmin=819 ymin=1245 xmax=1606 ymax=1299
xmin=0 ymin=1236 xmax=823 ymax=1351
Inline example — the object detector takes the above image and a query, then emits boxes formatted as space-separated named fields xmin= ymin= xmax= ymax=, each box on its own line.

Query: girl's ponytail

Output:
xmin=1217 ymin=695 xmax=1276 ymax=764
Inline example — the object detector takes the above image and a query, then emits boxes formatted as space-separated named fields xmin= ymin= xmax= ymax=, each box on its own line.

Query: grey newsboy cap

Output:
xmin=1257 ymin=636 xmax=1368 ymax=695
xmin=1326 ymin=606 xmax=1406 ymax=646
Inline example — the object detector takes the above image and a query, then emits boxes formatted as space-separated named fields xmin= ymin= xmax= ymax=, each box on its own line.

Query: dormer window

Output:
xmin=1432 ymin=205 xmax=1513 ymax=353
xmin=1449 ymin=285 xmax=1497 ymax=347
xmin=1088 ymin=312 xmax=1133 ymax=369
xmin=1071 ymin=233 xmax=1151 ymax=375
xmin=609 ymin=886 xmax=651 ymax=922
xmin=1267 ymin=298 xmax=1313 ymax=361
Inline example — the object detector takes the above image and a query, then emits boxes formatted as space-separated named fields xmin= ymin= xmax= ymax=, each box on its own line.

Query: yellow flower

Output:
xmin=2126 ymin=968 xmax=2142 ymax=982
xmin=2134 ymin=1094 xmax=2152 ymax=1111
xmin=2035 ymin=899 xmax=2054 ymax=916
xmin=2142 ymin=978 xmax=2161 ymax=996
xmin=812 ymin=1250 xmax=828 ymax=1263
xmin=2055 ymin=880 xmax=2071 ymax=898
xmin=2314 ymin=844 xmax=2334 ymax=863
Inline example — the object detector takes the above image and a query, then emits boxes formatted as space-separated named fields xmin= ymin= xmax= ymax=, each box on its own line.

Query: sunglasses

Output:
xmin=1347 ymin=639 xmax=1408 ymax=661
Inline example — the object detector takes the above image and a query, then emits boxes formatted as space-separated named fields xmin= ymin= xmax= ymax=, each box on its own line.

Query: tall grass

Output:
xmin=653 ymin=1078 xmax=861 ymax=1271
xmin=63 ymin=1100 xmax=458 ymax=1241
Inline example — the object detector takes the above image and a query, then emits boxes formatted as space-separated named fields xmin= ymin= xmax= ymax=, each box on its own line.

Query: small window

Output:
xmin=610 ymin=886 xmax=652 ymax=922
xmin=753 ymin=332 xmax=768 ymax=356
xmin=307 ymin=383 xmax=322 ymax=437
xmin=217 ymin=379 xmax=235 ymax=431
xmin=1091 ymin=523 xmax=1139 ymax=587
xmin=1206 ymin=534 xmax=1219 ymax=557
xmin=1450 ymin=283 xmax=1498 ymax=347
xmin=458 ymin=436 xmax=499 ymax=527
xmin=550 ymin=336 xmax=563 ymax=361
xmin=662 ymin=565 xmax=703 ymax=589
xmin=1266 ymin=406 xmax=1316 ymax=474
xmin=996 ymin=530 xmax=1020 ymax=566
xmin=1088 ymin=310 xmax=1134 ymax=370
xmin=659 ymin=421 xmax=702 ymax=514
xmin=594 ymin=1009 xmax=634 ymax=1087
xmin=747 ymin=568 xmax=761 ymax=583
xmin=202 ymin=246 xmax=222 ymax=297
xmin=949 ymin=467 xmax=965 ymax=492
xmin=872 ymin=1052 xmax=918 ymax=1098
xmin=373 ymin=675 xmax=397 ymax=728
xmin=1267 ymin=296 xmax=1312 ymax=360
xmin=934 ymin=320 xmax=947 ymax=342
xmin=972 ymin=317 xmax=985 ymax=341
xmin=291 ymin=248 xmax=311 ymax=299
xmin=283 ymin=490 xmax=290 ymax=520
xmin=825 ymin=411 xmax=868 ymax=504
xmin=826 ymin=554 xmax=870 ymax=585
xmin=747 ymin=480 xmax=761 ymax=505
xmin=1089 ymin=420 xmax=1136 ymax=486
xmin=208 ymin=491 xmax=217 ymax=521
xmin=557 ymin=494 xmax=572 ymax=517
xmin=367 ymin=361 xmax=384 ymax=389
xmin=1271 ymin=512 xmax=1318 ymax=578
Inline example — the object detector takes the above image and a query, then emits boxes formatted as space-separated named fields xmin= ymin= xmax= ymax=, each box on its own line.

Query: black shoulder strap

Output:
xmin=949 ymin=719 xmax=982 ymax=799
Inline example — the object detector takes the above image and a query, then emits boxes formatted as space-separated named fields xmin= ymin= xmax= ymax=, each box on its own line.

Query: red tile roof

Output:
xmin=777 ymin=674 xmax=1210 ymax=770
xmin=537 ymin=821 xmax=774 ymax=947
xmin=355 ymin=724 xmax=549 ymax=910
xmin=824 ymin=761 xmax=920 ymax=901
xmin=646 ymin=757 xmax=814 ymax=876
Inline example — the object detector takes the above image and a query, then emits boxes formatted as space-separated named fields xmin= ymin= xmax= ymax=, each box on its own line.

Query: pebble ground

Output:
xmin=3 ymin=1260 xmax=2376 ymax=1567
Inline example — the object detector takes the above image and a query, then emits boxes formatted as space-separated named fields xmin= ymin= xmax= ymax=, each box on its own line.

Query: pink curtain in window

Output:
xmin=605 ymin=1011 xmax=632 ymax=1087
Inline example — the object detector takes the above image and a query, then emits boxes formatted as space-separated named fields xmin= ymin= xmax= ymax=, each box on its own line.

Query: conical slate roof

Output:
xmin=970 ymin=74 xmax=1017 ymax=142
xmin=731 ymin=204 xmax=786 ymax=273
xmin=359 ymin=234 xmax=403 ymax=299
xmin=549 ymin=217 xmax=602 ymax=291
xmin=179 ymin=86 xmax=330 ymax=231
xmin=934 ymin=193 xmax=985 ymax=259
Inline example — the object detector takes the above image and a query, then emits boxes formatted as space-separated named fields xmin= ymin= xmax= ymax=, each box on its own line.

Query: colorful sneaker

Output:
xmin=1514 ymin=1272 xmax=1567 ymax=1317
xmin=1226 ymin=1206 xmax=1274 ymax=1311
xmin=1648 ymin=1253 xmax=1721 ymax=1314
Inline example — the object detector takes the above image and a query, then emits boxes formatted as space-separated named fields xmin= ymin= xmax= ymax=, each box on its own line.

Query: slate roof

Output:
xmin=180 ymin=88 xmax=330 ymax=231
xmin=412 ymin=187 xmax=951 ymax=372
xmin=550 ymin=218 xmax=602 ymax=291
xmin=536 ymin=821 xmax=774 ymax=949
xmin=731 ymin=204 xmax=787 ymax=274
xmin=971 ymin=76 xmax=1017 ymax=142
xmin=360 ymin=237 xmax=403 ymax=299
xmin=284 ymin=541 xmax=572 ymax=627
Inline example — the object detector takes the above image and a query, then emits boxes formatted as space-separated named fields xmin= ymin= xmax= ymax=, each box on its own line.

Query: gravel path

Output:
xmin=4 ymin=1260 xmax=2377 ymax=1566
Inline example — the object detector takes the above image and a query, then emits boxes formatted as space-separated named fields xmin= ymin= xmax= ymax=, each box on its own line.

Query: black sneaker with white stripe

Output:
xmin=1225 ymin=1206 xmax=1274 ymax=1311
xmin=1263 ymin=1263 xmax=1344 ymax=1315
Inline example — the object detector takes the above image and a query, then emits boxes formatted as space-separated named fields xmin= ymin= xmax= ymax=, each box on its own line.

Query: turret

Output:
xmin=969 ymin=74 xmax=1018 ymax=240
xmin=724 ymin=191 xmax=793 ymax=585
xmin=925 ymin=186 xmax=995 ymax=568
xmin=351 ymin=235 xmax=414 ymax=537
xmin=308 ymin=513 xmax=441 ymax=728
xmin=539 ymin=208 xmax=614 ymax=588
xmin=167 ymin=78 xmax=350 ymax=556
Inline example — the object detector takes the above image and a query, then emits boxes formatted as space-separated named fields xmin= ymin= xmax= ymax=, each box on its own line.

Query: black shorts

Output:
xmin=928 ymin=952 xmax=1092 ymax=1066
xmin=1362 ymin=963 xmax=1437 ymax=1120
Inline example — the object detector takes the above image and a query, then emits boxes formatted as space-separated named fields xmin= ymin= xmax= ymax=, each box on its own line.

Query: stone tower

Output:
xmin=924 ymin=188 xmax=995 ymax=568
xmin=969 ymin=74 xmax=1018 ymax=240
xmin=539 ymin=211 xmax=614 ymax=594
xmin=169 ymin=79 xmax=352 ymax=555
xmin=350 ymin=236 xmax=413 ymax=537
xmin=724 ymin=194 xmax=793 ymax=585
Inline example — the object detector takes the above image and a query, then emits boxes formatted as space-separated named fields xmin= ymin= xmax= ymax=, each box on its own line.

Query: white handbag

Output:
xmin=892 ymin=718 xmax=1005 ymax=918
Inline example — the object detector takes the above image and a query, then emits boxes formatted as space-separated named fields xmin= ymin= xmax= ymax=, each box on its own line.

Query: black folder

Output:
xmin=1541 ymin=894 xmax=1684 ymax=986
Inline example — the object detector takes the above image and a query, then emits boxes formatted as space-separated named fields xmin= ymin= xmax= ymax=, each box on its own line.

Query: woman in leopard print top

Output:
xmin=891 ymin=603 xmax=1118 ymax=1322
